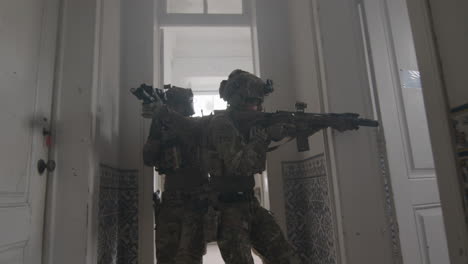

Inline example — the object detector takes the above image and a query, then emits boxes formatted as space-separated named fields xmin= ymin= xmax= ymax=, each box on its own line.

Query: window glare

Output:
xmin=167 ymin=0 xmax=203 ymax=13
xmin=208 ymin=0 xmax=243 ymax=14
xmin=193 ymin=94 xmax=227 ymax=117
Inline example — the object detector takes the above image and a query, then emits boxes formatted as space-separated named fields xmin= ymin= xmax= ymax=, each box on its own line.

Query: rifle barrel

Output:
xmin=357 ymin=119 xmax=379 ymax=127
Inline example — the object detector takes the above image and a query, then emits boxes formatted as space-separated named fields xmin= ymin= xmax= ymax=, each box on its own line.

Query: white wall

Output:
xmin=427 ymin=1 xmax=468 ymax=261
xmin=313 ymin=0 xmax=395 ymax=263
xmin=254 ymin=0 xmax=299 ymax=231
xmin=88 ymin=1 xmax=123 ymax=262
xmin=427 ymin=0 xmax=468 ymax=109
xmin=120 ymin=0 xmax=155 ymax=263
xmin=46 ymin=0 xmax=160 ymax=263
xmin=120 ymin=0 xmax=154 ymax=168
xmin=287 ymin=0 xmax=325 ymax=159
xmin=45 ymin=0 xmax=99 ymax=263
xmin=45 ymin=0 xmax=128 ymax=263
xmin=96 ymin=0 xmax=122 ymax=168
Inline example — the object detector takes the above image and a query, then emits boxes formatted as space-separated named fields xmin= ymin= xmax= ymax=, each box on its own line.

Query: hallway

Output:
xmin=1 ymin=0 xmax=468 ymax=264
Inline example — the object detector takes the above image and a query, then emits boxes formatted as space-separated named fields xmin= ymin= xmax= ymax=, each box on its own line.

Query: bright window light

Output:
xmin=167 ymin=0 xmax=203 ymax=13
xmin=189 ymin=76 xmax=225 ymax=92
xmin=207 ymin=0 xmax=243 ymax=14
xmin=193 ymin=94 xmax=227 ymax=117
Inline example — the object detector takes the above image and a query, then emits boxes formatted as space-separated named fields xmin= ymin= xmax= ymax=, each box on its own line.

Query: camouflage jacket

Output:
xmin=143 ymin=106 xmax=211 ymax=192
xmin=204 ymin=109 xmax=271 ymax=193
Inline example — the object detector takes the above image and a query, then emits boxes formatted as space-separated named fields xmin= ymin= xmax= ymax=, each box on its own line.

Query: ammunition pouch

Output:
xmin=162 ymin=190 xmax=211 ymax=212
xmin=203 ymin=149 xmax=224 ymax=177
xmin=218 ymin=191 xmax=255 ymax=203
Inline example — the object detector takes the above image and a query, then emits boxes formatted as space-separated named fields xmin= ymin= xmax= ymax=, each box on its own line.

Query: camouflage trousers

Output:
xmin=155 ymin=192 xmax=206 ymax=264
xmin=217 ymin=195 xmax=300 ymax=264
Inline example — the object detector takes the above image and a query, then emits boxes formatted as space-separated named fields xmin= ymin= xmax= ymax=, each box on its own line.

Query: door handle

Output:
xmin=37 ymin=159 xmax=56 ymax=175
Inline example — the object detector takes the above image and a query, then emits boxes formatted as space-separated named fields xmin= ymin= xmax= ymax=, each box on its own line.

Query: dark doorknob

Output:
xmin=37 ymin=159 xmax=56 ymax=175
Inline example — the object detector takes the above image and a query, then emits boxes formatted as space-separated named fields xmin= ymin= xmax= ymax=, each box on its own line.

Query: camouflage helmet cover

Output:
xmin=219 ymin=69 xmax=273 ymax=106
xmin=166 ymin=86 xmax=193 ymax=104
xmin=165 ymin=86 xmax=195 ymax=116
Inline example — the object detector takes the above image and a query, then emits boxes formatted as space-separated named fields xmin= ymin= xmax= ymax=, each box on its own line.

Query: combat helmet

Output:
xmin=219 ymin=69 xmax=273 ymax=108
xmin=165 ymin=86 xmax=195 ymax=117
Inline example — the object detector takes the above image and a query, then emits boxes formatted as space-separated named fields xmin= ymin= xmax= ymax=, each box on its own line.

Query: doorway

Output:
xmin=311 ymin=0 xmax=452 ymax=262
xmin=0 ymin=0 xmax=60 ymax=263
xmin=156 ymin=26 xmax=264 ymax=263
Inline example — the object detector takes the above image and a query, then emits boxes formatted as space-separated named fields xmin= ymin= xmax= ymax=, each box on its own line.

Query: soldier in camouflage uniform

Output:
xmin=204 ymin=69 xmax=301 ymax=264
xmin=143 ymin=87 xmax=209 ymax=264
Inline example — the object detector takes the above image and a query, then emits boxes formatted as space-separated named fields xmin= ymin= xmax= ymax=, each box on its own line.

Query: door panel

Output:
xmin=400 ymin=84 xmax=434 ymax=171
xmin=0 ymin=247 xmax=24 ymax=264
xmin=0 ymin=0 xmax=43 ymax=202
xmin=409 ymin=179 xmax=440 ymax=205
xmin=0 ymin=208 xmax=29 ymax=246
xmin=0 ymin=0 xmax=59 ymax=263
xmin=362 ymin=0 xmax=449 ymax=263
xmin=414 ymin=206 xmax=450 ymax=264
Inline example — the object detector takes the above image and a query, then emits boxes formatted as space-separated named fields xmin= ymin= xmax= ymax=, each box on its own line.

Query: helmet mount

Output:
xmin=219 ymin=69 xmax=274 ymax=109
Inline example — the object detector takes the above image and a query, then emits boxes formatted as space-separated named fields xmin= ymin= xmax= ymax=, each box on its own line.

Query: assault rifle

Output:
xmin=130 ymin=83 xmax=167 ymax=104
xmin=130 ymin=83 xmax=170 ymax=118
xmin=231 ymin=102 xmax=379 ymax=152
xmin=131 ymin=83 xmax=379 ymax=152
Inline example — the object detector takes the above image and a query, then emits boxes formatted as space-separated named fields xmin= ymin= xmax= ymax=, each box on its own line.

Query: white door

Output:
xmin=0 ymin=0 xmax=60 ymax=263
xmin=362 ymin=0 xmax=450 ymax=263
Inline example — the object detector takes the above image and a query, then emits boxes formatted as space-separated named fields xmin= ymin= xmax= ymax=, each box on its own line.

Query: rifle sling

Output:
xmin=267 ymin=137 xmax=295 ymax=152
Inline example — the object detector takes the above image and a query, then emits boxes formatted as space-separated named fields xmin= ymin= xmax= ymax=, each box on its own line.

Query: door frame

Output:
xmin=42 ymin=0 xmax=101 ymax=263
xmin=311 ymin=0 xmax=468 ymax=262
xmin=361 ymin=0 xmax=451 ymax=262
xmin=405 ymin=0 xmax=468 ymax=262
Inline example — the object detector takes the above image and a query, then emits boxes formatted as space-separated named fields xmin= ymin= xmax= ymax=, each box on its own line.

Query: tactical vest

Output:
xmin=203 ymin=111 xmax=260 ymax=193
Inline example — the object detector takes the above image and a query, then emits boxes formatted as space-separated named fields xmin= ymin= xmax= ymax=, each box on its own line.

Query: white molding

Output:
xmin=0 ymin=193 xmax=27 ymax=206
xmin=85 ymin=0 xmax=104 ymax=263
xmin=26 ymin=0 xmax=62 ymax=262
xmin=0 ymin=206 xmax=29 ymax=247
xmin=0 ymin=241 xmax=27 ymax=254
xmin=413 ymin=204 xmax=448 ymax=264
xmin=158 ymin=0 xmax=250 ymax=27
xmin=42 ymin=0 xmax=67 ymax=261
xmin=242 ymin=0 xmax=252 ymax=19
xmin=309 ymin=1 xmax=346 ymax=263
xmin=0 ymin=244 xmax=25 ymax=263
xmin=249 ymin=0 xmax=261 ymax=77
xmin=160 ymin=13 xmax=250 ymax=27
xmin=43 ymin=0 xmax=99 ymax=263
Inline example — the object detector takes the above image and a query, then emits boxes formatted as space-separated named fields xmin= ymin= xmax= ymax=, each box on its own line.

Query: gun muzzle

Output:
xmin=357 ymin=118 xmax=379 ymax=127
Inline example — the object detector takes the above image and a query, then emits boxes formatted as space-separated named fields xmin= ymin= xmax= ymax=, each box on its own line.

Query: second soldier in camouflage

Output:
xmin=204 ymin=70 xmax=301 ymax=264
xmin=143 ymin=87 xmax=209 ymax=264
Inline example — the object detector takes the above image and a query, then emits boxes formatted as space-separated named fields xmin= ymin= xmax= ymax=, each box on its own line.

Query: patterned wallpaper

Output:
xmin=98 ymin=165 xmax=139 ymax=264
xmin=282 ymin=154 xmax=337 ymax=264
